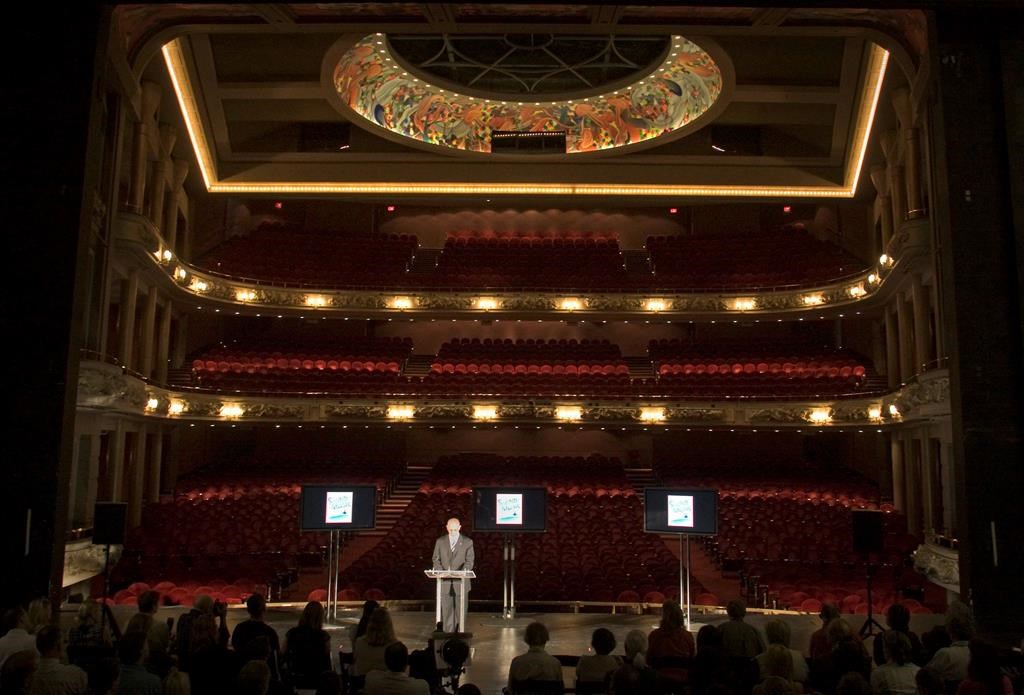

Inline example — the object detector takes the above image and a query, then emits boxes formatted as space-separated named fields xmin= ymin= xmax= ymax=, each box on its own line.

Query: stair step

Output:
xmin=622 ymin=249 xmax=653 ymax=274
xmin=403 ymin=355 xmax=435 ymax=377
xmin=407 ymin=248 xmax=442 ymax=274
xmin=624 ymin=356 xmax=656 ymax=378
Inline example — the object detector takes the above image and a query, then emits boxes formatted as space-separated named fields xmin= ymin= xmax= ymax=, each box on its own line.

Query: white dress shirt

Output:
xmin=31 ymin=657 xmax=89 ymax=695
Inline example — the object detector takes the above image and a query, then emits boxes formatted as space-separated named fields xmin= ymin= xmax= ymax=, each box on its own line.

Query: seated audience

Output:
xmin=757 ymin=644 xmax=804 ymax=694
xmin=455 ymin=686 xmax=482 ymax=695
xmin=871 ymin=631 xmax=920 ymax=695
xmin=648 ymin=601 xmax=696 ymax=688
xmin=0 ymin=609 xmax=38 ymax=669
xmin=314 ymin=671 xmax=343 ymax=695
xmin=927 ymin=617 xmax=973 ymax=685
xmin=348 ymin=601 xmax=379 ymax=652
xmin=230 ymin=595 xmax=280 ymax=667
xmin=955 ymin=640 xmax=1013 ymax=695
xmin=364 ymin=642 xmax=429 ymax=695
xmin=283 ymin=602 xmax=331 ymax=689
xmin=117 ymin=631 xmax=161 ymax=695
xmin=873 ymin=605 xmax=925 ymax=667
xmin=576 ymin=628 xmax=621 ymax=687
xmin=915 ymin=668 xmax=945 ymax=695
xmin=754 ymin=675 xmax=798 ymax=695
xmin=507 ymin=622 xmax=563 ymax=694
xmin=812 ymin=619 xmax=871 ymax=695
xmin=31 ymin=624 xmax=88 ymax=695
xmin=174 ymin=596 xmax=228 ymax=673
xmin=1 ymin=650 xmax=38 ymax=695
xmin=810 ymin=604 xmax=842 ymax=660
xmin=162 ymin=668 xmax=190 ymax=695
xmin=837 ymin=672 xmax=874 ymax=695
xmin=186 ymin=615 xmax=236 ymax=695
xmin=759 ymin=619 xmax=809 ymax=684
xmin=614 ymin=630 xmax=657 ymax=694
xmin=691 ymin=625 xmax=729 ymax=694
xmin=86 ymin=657 xmax=119 ymax=695
xmin=124 ymin=614 xmax=169 ymax=679
xmin=235 ymin=660 xmax=271 ymax=695
xmin=352 ymin=607 xmax=397 ymax=679
xmin=921 ymin=627 xmax=953 ymax=666
xmin=26 ymin=600 xmax=52 ymax=635
xmin=67 ymin=600 xmax=110 ymax=669
xmin=720 ymin=600 xmax=765 ymax=659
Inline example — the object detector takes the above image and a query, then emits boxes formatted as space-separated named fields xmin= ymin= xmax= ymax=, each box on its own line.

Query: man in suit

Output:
xmin=431 ymin=518 xmax=474 ymax=633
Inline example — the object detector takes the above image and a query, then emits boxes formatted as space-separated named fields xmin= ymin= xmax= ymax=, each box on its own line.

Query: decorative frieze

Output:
xmin=912 ymin=541 xmax=959 ymax=592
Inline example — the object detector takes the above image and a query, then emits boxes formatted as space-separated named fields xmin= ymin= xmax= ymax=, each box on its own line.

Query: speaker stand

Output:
xmin=858 ymin=564 xmax=885 ymax=638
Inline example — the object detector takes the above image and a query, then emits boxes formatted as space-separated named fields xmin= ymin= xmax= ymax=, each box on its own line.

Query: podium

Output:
xmin=425 ymin=569 xmax=476 ymax=634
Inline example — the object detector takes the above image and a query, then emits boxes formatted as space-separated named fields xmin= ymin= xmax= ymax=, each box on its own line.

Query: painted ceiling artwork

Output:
xmin=332 ymin=34 xmax=725 ymax=154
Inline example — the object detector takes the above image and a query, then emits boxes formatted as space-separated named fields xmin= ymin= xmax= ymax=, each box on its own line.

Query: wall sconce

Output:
xmin=731 ymin=297 xmax=757 ymax=312
xmin=644 ymin=298 xmax=670 ymax=312
xmin=219 ymin=403 xmax=244 ymax=418
xmin=558 ymin=298 xmax=584 ymax=312
xmin=888 ymin=404 xmax=901 ymax=418
xmin=802 ymin=294 xmax=824 ymax=306
xmin=555 ymin=406 xmax=582 ymax=421
xmin=847 ymin=284 xmax=867 ymax=298
xmin=475 ymin=297 xmax=500 ymax=311
xmin=639 ymin=407 xmax=666 ymax=422
xmin=879 ymin=254 xmax=894 ymax=268
xmin=389 ymin=296 xmax=414 ymax=310
xmin=867 ymin=273 xmax=879 ymax=285
xmin=189 ymin=278 xmax=209 ymax=293
xmin=174 ymin=267 xmax=187 ymax=281
xmin=145 ymin=398 xmax=159 ymax=412
xmin=168 ymin=400 xmax=185 ymax=416
xmin=807 ymin=407 xmax=833 ymax=425
xmin=305 ymin=294 xmax=329 ymax=307
xmin=387 ymin=405 xmax=415 ymax=420
xmin=868 ymin=405 xmax=882 ymax=421
xmin=235 ymin=289 xmax=257 ymax=302
xmin=473 ymin=405 xmax=498 ymax=420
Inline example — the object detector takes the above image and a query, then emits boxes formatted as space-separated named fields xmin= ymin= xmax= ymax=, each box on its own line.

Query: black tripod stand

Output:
xmin=858 ymin=564 xmax=885 ymax=638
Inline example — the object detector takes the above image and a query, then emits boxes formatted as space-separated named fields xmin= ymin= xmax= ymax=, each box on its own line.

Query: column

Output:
xmin=147 ymin=428 xmax=163 ymax=504
xmin=155 ymin=300 xmax=172 ymax=383
xmin=108 ymin=422 xmax=126 ymax=502
xmin=127 ymin=81 xmax=161 ymax=214
xmin=939 ymin=441 xmax=956 ymax=536
xmin=139 ymin=286 xmax=158 ymax=378
xmin=172 ymin=314 xmax=189 ymax=368
xmin=931 ymin=283 xmax=945 ymax=366
xmin=149 ymin=124 xmax=176 ymax=232
xmin=165 ymin=159 xmax=190 ymax=253
xmin=912 ymin=274 xmax=932 ymax=372
xmin=117 ymin=271 xmax=139 ymax=369
xmin=881 ymin=130 xmax=907 ymax=225
xmin=83 ymin=432 xmax=101 ymax=526
xmin=129 ymin=427 xmax=147 ymax=527
xmin=920 ymin=433 xmax=936 ymax=534
xmin=870 ymin=165 xmax=894 ymax=250
xmin=885 ymin=307 xmax=900 ymax=389
xmin=896 ymin=292 xmax=914 ymax=383
xmin=892 ymin=87 xmax=926 ymax=218
xmin=905 ymin=435 xmax=922 ymax=535
xmin=891 ymin=437 xmax=905 ymax=514
xmin=871 ymin=320 xmax=886 ymax=375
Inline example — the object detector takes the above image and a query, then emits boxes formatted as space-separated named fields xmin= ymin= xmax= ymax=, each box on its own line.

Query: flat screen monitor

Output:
xmin=300 ymin=485 xmax=377 ymax=531
xmin=644 ymin=488 xmax=718 ymax=535
xmin=473 ymin=487 xmax=547 ymax=532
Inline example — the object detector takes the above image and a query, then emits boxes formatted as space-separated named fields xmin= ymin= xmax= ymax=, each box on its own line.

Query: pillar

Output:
xmin=117 ymin=271 xmax=139 ymax=369
xmin=920 ymin=433 xmax=936 ymax=535
xmin=172 ymin=314 xmax=188 ymax=368
xmin=147 ymin=428 xmax=163 ymax=504
xmin=149 ymin=124 xmax=176 ymax=232
xmin=129 ymin=427 xmax=147 ymax=527
xmin=870 ymin=165 xmax=894 ymax=251
xmin=911 ymin=274 xmax=932 ymax=372
xmin=881 ymin=131 xmax=907 ymax=224
xmin=155 ymin=300 xmax=172 ymax=384
xmin=108 ymin=422 xmax=125 ymax=502
xmin=939 ymin=441 xmax=956 ymax=536
xmin=891 ymin=437 xmax=905 ymax=514
xmin=885 ymin=307 xmax=900 ymax=389
xmin=905 ymin=435 xmax=922 ymax=535
xmin=127 ymin=81 xmax=161 ymax=214
xmin=139 ymin=286 xmax=158 ymax=378
xmin=896 ymin=292 xmax=914 ymax=383
xmin=166 ymin=159 xmax=190 ymax=252
xmin=892 ymin=87 xmax=926 ymax=218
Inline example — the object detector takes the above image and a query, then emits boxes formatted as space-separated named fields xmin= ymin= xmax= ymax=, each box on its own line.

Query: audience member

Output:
xmin=124 ymin=614 xmax=169 ymax=678
xmin=67 ymin=600 xmax=110 ymax=668
xmin=915 ymin=667 xmax=945 ymax=695
xmin=955 ymin=640 xmax=1012 ymax=695
xmin=927 ymin=617 xmax=973 ymax=684
xmin=873 ymin=605 xmax=925 ymax=667
xmin=349 ymin=601 xmax=379 ymax=651
xmin=720 ymin=600 xmax=766 ymax=659
xmin=759 ymin=619 xmax=809 ymax=684
xmin=364 ymin=642 xmax=429 ymax=695
xmin=810 ymin=605 xmax=843 ymax=660
xmin=135 ymin=593 xmax=170 ymax=660
xmin=234 ymin=661 xmax=271 ymax=695
xmin=186 ymin=614 xmax=237 ymax=695
xmin=871 ymin=631 xmax=920 ymax=695
xmin=921 ymin=628 xmax=952 ymax=666
xmin=174 ymin=596 xmax=227 ymax=672
xmin=283 ymin=602 xmax=331 ymax=689
xmin=812 ymin=619 xmax=871 ymax=695
xmin=836 ymin=672 xmax=874 ymax=695
xmin=313 ymin=671 xmax=342 ymax=695
xmin=622 ymin=630 xmax=649 ymax=669
xmin=753 ymin=675 xmax=798 ymax=695
xmin=31 ymin=624 xmax=88 ymax=695
xmin=506 ymin=622 xmax=563 ymax=693
xmin=162 ymin=668 xmax=190 ymax=695
xmin=26 ymin=600 xmax=52 ymax=635
xmin=648 ymin=601 xmax=696 ymax=687
xmin=1 ymin=650 xmax=38 ymax=695
xmin=86 ymin=657 xmax=119 ymax=695
xmin=230 ymin=595 xmax=280 ymax=673
xmin=117 ymin=631 xmax=161 ymax=695
xmin=608 ymin=664 xmax=643 ymax=695
xmin=352 ymin=607 xmax=397 ymax=679
xmin=455 ymin=685 xmax=482 ymax=695
xmin=758 ymin=644 xmax=804 ymax=693
xmin=613 ymin=630 xmax=657 ymax=694
xmin=576 ymin=628 xmax=621 ymax=686
xmin=0 ymin=610 xmax=38 ymax=670
xmin=691 ymin=624 xmax=729 ymax=694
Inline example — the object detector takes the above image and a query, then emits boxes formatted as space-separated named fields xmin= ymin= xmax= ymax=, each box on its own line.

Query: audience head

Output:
xmin=883 ymin=630 xmax=913 ymax=666
xmin=118 ymin=630 xmax=147 ymax=666
xmin=922 ymin=625 xmax=952 ymax=657
xmin=835 ymin=672 xmax=872 ymax=695
xmin=591 ymin=627 xmax=616 ymax=656
xmin=235 ymin=660 xmax=271 ymax=695
xmin=915 ymin=667 xmax=944 ymax=695
xmin=245 ymin=593 xmax=267 ymax=619
xmin=524 ymin=622 xmax=550 ymax=648
xmin=826 ymin=617 xmax=854 ymax=646
xmin=1 ymin=607 xmax=27 ymax=635
xmin=162 ymin=668 xmax=190 ymax=695
xmin=446 ymin=518 xmax=461 ymax=535
xmin=966 ymin=639 xmax=1004 ymax=695
xmin=354 ymin=600 xmax=379 ymax=639
xmin=384 ymin=641 xmax=410 ymax=673
xmin=137 ymin=591 xmax=160 ymax=616
xmin=697 ymin=624 xmax=722 ymax=652
xmin=193 ymin=594 xmax=214 ymax=615
xmin=610 ymin=663 xmax=642 ymax=695
xmin=623 ymin=629 xmax=648 ymax=665
xmin=35 ymin=625 xmax=62 ymax=658
xmin=189 ymin=615 xmax=219 ymax=654
xmin=124 ymin=613 xmax=153 ymax=637
xmin=819 ymin=603 xmax=841 ymax=625
xmin=765 ymin=619 xmax=792 ymax=648
xmin=365 ymin=607 xmax=396 ymax=647
xmin=660 ymin=601 xmax=686 ymax=631
xmin=948 ymin=616 xmax=975 ymax=642
xmin=886 ymin=603 xmax=912 ymax=631
xmin=25 ymin=598 xmax=51 ymax=633
xmin=759 ymin=676 xmax=797 ymax=695
xmin=241 ymin=636 xmax=272 ymax=664
xmin=0 ymin=650 xmax=38 ymax=694
xmin=88 ymin=657 xmax=119 ymax=695
xmin=77 ymin=598 xmax=100 ymax=625
xmin=314 ymin=671 xmax=342 ymax=695
xmin=726 ymin=599 xmax=747 ymax=620
xmin=299 ymin=601 xmax=325 ymax=632
xmin=456 ymin=685 xmax=483 ymax=695
xmin=945 ymin=600 xmax=974 ymax=630
xmin=763 ymin=644 xmax=795 ymax=681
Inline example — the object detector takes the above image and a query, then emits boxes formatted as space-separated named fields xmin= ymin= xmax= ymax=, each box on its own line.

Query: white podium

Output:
xmin=425 ymin=569 xmax=476 ymax=633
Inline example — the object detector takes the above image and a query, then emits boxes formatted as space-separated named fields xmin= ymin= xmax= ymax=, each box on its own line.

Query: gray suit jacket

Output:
xmin=431 ymin=534 xmax=475 ymax=592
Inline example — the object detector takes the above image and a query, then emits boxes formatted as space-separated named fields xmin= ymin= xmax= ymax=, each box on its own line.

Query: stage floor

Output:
xmin=89 ymin=605 xmax=945 ymax=695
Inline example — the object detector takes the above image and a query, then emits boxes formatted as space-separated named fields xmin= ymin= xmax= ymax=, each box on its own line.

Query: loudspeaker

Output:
xmin=852 ymin=510 xmax=885 ymax=555
xmin=93 ymin=503 xmax=127 ymax=545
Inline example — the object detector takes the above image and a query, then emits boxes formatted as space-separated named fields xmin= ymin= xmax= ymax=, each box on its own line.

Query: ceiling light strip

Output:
xmin=162 ymin=39 xmax=217 ymax=190
xmin=844 ymin=44 xmax=890 ymax=196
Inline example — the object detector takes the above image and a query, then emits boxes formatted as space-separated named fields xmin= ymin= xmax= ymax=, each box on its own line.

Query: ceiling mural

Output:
xmin=331 ymin=33 xmax=726 ymax=155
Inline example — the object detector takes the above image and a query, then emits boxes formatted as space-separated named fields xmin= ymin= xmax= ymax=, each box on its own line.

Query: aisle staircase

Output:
xmin=403 ymin=355 xmax=435 ymax=377
xmin=624 ymin=356 xmax=656 ymax=378
xmin=406 ymin=247 xmax=442 ymax=274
